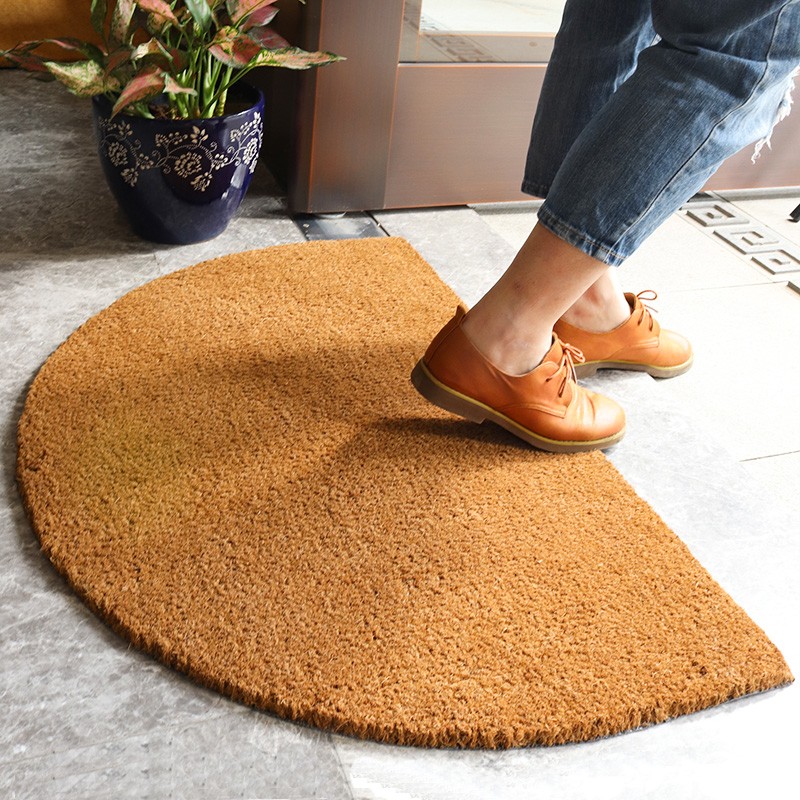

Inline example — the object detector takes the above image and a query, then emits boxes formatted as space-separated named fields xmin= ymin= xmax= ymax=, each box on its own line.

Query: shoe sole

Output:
xmin=574 ymin=355 xmax=694 ymax=380
xmin=410 ymin=359 xmax=625 ymax=454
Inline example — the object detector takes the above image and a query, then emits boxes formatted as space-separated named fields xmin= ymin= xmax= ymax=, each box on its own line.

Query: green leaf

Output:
xmin=44 ymin=59 xmax=119 ymax=97
xmin=90 ymin=0 xmax=108 ymax=37
xmin=185 ymin=0 xmax=214 ymax=35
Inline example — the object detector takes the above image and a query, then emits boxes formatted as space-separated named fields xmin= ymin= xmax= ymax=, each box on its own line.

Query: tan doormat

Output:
xmin=17 ymin=238 xmax=792 ymax=748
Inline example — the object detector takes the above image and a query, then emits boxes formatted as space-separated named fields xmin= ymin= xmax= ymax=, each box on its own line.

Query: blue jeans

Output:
xmin=522 ymin=0 xmax=800 ymax=266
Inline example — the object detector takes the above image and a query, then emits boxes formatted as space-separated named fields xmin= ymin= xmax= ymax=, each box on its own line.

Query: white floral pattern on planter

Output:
xmin=97 ymin=113 xmax=263 ymax=190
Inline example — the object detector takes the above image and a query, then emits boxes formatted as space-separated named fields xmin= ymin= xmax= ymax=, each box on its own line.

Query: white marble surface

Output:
xmin=421 ymin=0 xmax=566 ymax=33
xmin=2 ymin=69 xmax=799 ymax=798
xmin=473 ymin=195 xmax=800 ymax=502
xmin=742 ymin=450 xmax=800 ymax=516
xmin=642 ymin=281 xmax=800 ymax=460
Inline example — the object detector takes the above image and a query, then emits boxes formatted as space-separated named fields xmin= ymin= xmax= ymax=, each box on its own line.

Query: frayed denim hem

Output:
xmin=537 ymin=204 xmax=628 ymax=267
xmin=752 ymin=65 xmax=798 ymax=162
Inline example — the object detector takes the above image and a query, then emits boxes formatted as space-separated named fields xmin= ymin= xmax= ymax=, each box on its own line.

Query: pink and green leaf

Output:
xmin=242 ymin=7 xmax=279 ymax=31
xmin=111 ymin=0 xmax=137 ymax=45
xmin=90 ymin=0 xmax=108 ymax=38
xmin=163 ymin=46 xmax=187 ymax=71
xmin=5 ymin=38 xmax=106 ymax=63
xmin=105 ymin=46 xmax=134 ymax=75
xmin=131 ymin=38 xmax=187 ymax=73
xmin=111 ymin=64 xmax=165 ymax=114
xmin=210 ymin=25 xmax=343 ymax=71
xmin=134 ymin=0 xmax=181 ymax=29
xmin=112 ymin=65 xmax=196 ymax=116
xmin=163 ymin=75 xmax=197 ymax=97
xmin=131 ymin=37 xmax=169 ymax=61
xmin=226 ymin=0 xmax=278 ymax=26
xmin=144 ymin=12 xmax=169 ymax=36
xmin=208 ymin=26 xmax=261 ymax=67
xmin=226 ymin=0 xmax=279 ymax=27
xmin=246 ymin=26 xmax=289 ymax=50
xmin=247 ymin=46 xmax=344 ymax=70
xmin=1 ymin=47 xmax=51 ymax=73
xmin=44 ymin=59 xmax=119 ymax=97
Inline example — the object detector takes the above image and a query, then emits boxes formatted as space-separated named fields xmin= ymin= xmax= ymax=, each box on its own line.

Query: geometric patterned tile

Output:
xmin=714 ymin=226 xmax=783 ymax=254
xmin=684 ymin=202 xmax=749 ymax=227
xmin=751 ymin=249 xmax=800 ymax=275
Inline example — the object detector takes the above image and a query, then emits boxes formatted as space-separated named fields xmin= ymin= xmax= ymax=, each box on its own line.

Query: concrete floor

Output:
xmin=1 ymin=70 xmax=799 ymax=799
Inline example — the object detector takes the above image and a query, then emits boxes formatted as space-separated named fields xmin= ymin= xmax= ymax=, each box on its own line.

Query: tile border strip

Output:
xmin=682 ymin=194 xmax=800 ymax=280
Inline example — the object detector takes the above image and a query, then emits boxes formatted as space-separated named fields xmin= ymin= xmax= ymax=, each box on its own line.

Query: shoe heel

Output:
xmin=411 ymin=360 xmax=487 ymax=424
xmin=574 ymin=362 xmax=598 ymax=378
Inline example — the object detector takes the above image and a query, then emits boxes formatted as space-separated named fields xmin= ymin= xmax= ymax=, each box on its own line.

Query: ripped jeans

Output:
xmin=522 ymin=0 xmax=800 ymax=266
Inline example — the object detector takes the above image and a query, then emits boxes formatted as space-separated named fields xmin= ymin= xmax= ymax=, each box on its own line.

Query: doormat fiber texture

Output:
xmin=17 ymin=238 xmax=792 ymax=748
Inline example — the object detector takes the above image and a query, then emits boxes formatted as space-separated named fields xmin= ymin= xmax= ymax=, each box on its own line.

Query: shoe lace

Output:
xmin=635 ymin=289 xmax=658 ymax=331
xmin=545 ymin=341 xmax=585 ymax=397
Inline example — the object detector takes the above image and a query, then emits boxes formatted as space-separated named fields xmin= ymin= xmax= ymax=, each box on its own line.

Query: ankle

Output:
xmin=561 ymin=287 xmax=631 ymax=333
xmin=461 ymin=312 xmax=551 ymax=376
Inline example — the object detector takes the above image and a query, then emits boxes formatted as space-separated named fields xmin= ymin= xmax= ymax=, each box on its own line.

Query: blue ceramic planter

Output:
xmin=92 ymin=87 xmax=264 ymax=244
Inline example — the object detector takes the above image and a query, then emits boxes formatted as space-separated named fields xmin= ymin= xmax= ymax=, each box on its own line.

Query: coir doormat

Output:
xmin=17 ymin=238 xmax=792 ymax=748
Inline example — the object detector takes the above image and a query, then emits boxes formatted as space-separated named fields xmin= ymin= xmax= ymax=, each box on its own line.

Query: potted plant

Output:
xmin=2 ymin=1 xmax=342 ymax=244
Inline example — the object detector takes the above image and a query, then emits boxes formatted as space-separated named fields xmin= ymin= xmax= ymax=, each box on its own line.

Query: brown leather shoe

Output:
xmin=411 ymin=306 xmax=625 ymax=453
xmin=553 ymin=291 xmax=693 ymax=379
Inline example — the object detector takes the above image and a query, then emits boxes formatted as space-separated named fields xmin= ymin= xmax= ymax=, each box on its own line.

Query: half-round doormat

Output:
xmin=17 ymin=238 xmax=792 ymax=748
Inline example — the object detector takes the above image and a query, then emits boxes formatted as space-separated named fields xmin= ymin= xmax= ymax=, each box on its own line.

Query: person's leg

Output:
xmin=412 ymin=221 xmax=628 ymax=454
xmin=522 ymin=0 xmax=656 ymax=202
xmin=537 ymin=0 xmax=800 ymax=266
xmin=410 ymin=3 xmax=656 ymax=451
xmin=525 ymin=0 xmax=799 ymax=337
xmin=458 ymin=222 xmax=689 ymax=383
xmin=413 ymin=0 xmax=800 ymax=450
xmin=467 ymin=0 xmax=800 ymax=373
xmin=460 ymin=225 xmax=609 ymax=376
xmin=520 ymin=0 xmax=657 ymax=334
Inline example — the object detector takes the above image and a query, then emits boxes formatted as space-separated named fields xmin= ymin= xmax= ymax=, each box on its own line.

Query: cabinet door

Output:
xmin=258 ymin=0 xmax=799 ymax=213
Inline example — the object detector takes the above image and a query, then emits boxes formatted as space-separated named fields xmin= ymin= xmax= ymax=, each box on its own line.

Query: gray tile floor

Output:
xmin=2 ymin=70 xmax=799 ymax=799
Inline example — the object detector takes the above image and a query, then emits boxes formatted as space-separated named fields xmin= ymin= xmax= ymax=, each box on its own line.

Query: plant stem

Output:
xmin=216 ymin=66 xmax=234 ymax=116
xmin=132 ymin=101 xmax=155 ymax=119
xmin=201 ymin=51 xmax=218 ymax=116
xmin=203 ymin=66 xmax=250 ymax=119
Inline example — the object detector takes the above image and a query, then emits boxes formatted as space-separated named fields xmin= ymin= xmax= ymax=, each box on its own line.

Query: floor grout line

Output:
xmin=666 ymin=281 xmax=786 ymax=294
xmin=740 ymin=450 xmax=800 ymax=463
